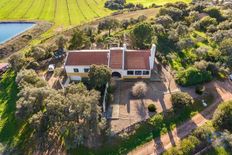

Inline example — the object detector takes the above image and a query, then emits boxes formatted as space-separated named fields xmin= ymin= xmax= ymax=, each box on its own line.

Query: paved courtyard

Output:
xmin=108 ymin=67 xmax=179 ymax=133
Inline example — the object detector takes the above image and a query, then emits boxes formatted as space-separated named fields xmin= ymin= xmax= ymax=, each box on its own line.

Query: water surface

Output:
xmin=0 ymin=22 xmax=35 ymax=44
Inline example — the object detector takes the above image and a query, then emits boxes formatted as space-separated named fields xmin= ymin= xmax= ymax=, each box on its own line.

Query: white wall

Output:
xmin=111 ymin=69 xmax=126 ymax=77
xmin=65 ymin=65 xmax=90 ymax=73
xmin=111 ymin=69 xmax=151 ymax=77
xmin=124 ymin=69 xmax=151 ymax=77
xmin=65 ymin=66 xmax=151 ymax=79
xmin=70 ymin=76 xmax=81 ymax=81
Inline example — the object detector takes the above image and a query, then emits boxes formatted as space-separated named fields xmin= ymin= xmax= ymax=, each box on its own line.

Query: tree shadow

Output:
xmin=135 ymin=99 xmax=147 ymax=120
xmin=0 ymin=71 xmax=20 ymax=143
xmin=153 ymin=136 xmax=165 ymax=154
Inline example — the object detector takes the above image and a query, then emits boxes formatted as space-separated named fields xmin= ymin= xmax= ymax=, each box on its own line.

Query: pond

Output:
xmin=0 ymin=22 xmax=35 ymax=44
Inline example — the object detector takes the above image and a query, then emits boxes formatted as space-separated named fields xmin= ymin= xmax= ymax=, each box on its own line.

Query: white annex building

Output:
xmin=64 ymin=44 xmax=156 ymax=81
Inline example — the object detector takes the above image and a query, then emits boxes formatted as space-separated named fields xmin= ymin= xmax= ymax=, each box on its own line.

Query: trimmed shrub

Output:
xmin=164 ymin=135 xmax=200 ymax=155
xmin=195 ymin=85 xmax=205 ymax=95
xmin=180 ymin=136 xmax=200 ymax=154
xmin=171 ymin=92 xmax=194 ymax=109
xmin=193 ymin=124 xmax=214 ymax=142
xmin=176 ymin=67 xmax=212 ymax=86
xmin=213 ymin=101 xmax=232 ymax=131
xmin=149 ymin=114 xmax=163 ymax=128
xmin=148 ymin=104 xmax=156 ymax=112
xmin=132 ymin=81 xmax=147 ymax=97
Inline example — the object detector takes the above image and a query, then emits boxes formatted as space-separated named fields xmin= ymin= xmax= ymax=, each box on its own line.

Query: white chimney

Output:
xmin=149 ymin=44 xmax=156 ymax=69
xmin=107 ymin=51 xmax=110 ymax=68
xmin=122 ymin=43 xmax=127 ymax=70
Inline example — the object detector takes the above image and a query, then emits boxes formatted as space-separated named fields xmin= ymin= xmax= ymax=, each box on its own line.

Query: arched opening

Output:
xmin=112 ymin=72 xmax=121 ymax=78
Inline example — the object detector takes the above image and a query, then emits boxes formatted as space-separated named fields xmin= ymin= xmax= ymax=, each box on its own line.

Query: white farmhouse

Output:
xmin=64 ymin=44 xmax=156 ymax=81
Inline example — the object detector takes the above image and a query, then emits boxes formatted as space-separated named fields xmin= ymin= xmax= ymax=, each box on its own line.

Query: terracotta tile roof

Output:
xmin=125 ymin=51 xmax=150 ymax=70
xmin=65 ymin=49 xmax=151 ymax=70
xmin=65 ymin=51 xmax=109 ymax=66
xmin=109 ymin=49 xmax=123 ymax=69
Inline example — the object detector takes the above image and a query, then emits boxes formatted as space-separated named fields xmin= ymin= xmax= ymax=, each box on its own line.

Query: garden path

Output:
xmin=128 ymin=80 xmax=232 ymax=155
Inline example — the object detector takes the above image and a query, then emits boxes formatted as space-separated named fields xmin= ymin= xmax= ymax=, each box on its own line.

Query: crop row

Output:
xmin=0 ymin=0 xmax=111 ymax=26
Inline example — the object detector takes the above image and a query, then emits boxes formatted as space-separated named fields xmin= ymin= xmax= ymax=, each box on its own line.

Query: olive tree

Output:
xmin=88 ymin=65 xmax=111 ymax=91
xmin=69 ymin=29 xmax=91 ymax=50
xmin=130 ymin=22 xmax=153 ymax=49
xmin=8 ymin=53 xmax=26 ymax=72
xmin=213 ymin=100 xmax=232 ymax=131
xmin=171 ymin=92 xmax=194 ymax=109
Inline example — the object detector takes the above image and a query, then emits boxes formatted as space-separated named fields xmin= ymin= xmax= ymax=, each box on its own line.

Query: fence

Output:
xmin=102 ymin=82 xmax=109 ymax=113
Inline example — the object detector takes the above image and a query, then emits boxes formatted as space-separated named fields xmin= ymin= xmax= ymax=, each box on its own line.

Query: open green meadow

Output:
xmin=0 ymin=0 xmax=112 ymax=26
xmin=0 ymin=0 xmax=191 ymax=26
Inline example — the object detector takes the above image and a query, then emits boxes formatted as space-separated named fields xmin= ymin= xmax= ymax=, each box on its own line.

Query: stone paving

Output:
xmin=108 ymin=66 xmax=178 ymax=133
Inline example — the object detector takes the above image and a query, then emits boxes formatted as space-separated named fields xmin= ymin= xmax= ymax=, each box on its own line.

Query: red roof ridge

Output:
xmin=126 ymin=49 xmax=150 ymax=52
xmin=69 ymin=49 xmax=109 ymax=53
xmin=65 ymin=47 xmax=152 ymax=70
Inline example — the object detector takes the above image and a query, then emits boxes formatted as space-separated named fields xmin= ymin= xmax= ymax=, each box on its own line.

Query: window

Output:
xmin=135 ymin=71 xmax=142 ymax=75
xmin=127 ymin=70 xmax=134 ymax=75
xmin=143 ymin=71 xmax=150 ymax=75
xmin=73 ymin=68 xmax=79 ymax=72
xmin=84 ymin=68 xmax=90 ymax=73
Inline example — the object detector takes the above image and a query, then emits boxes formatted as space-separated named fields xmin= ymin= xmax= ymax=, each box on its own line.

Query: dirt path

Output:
xmin=128 ymin=80 xmax=232 ymax=155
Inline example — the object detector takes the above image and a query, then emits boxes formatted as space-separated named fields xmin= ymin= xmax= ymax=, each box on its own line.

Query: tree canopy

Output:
xmin=89 ymin=65 xmax=111 ymax=91
xmin=69 ymin=29 xmax=91 ymax=50
xmin=171 ymin=92 xmax=194 ymax=109
xmin=213 ymin=100 xmax=232 ymax=131
xmin=15 ymin=69 xmax=106 ymax=151
xmin=130 ymin=22 xmax=153 ymax=49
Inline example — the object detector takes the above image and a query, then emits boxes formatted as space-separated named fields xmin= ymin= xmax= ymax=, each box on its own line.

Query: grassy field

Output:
xmin=0 ymin=0 xmax=191 ymax=26
xmin=0 ymin=0 xmax=112 ymax=26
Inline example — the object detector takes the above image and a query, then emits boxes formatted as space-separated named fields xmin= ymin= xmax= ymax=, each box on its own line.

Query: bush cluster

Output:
xmin=176 ymin=67 xmax=212 ymax=86
xmin=163 ymin=135 xmax=200 ymax=155
xmin=105 ymin=0 xmax=144 ymax=10
xmin=213 ymin=100 xmax=232 ymax=132
xmin=148 ymin=104 xmax=156 ymax=112
xmin=132 ymin=81 xmax=147 ymax=98
xmin=171 ymin=92 xmax=194 ymax=109
xmin=104 ymin=0 xmax=126 ymax=10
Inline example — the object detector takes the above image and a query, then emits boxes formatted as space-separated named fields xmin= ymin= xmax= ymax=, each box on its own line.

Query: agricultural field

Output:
xmin=0 ymin=0 xmax=112 ymax=26
xmin=0 ymin=0 xmax=192 ymax=26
